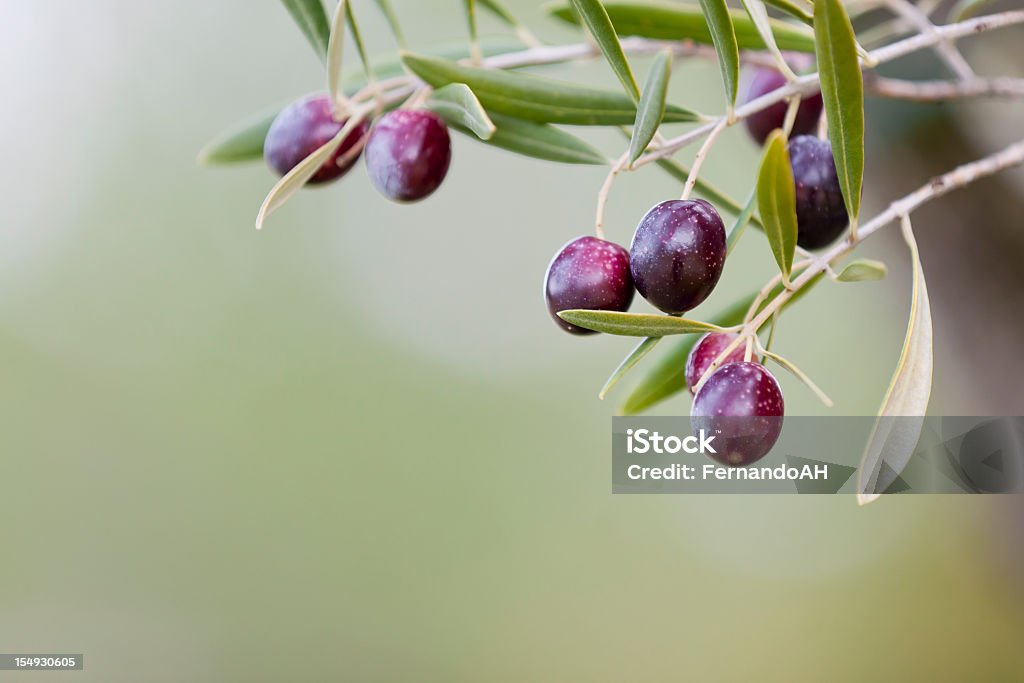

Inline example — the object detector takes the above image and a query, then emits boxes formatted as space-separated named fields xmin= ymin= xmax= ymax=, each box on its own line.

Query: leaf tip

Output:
xmin=857 ymin=492 xmax=880 ymax=506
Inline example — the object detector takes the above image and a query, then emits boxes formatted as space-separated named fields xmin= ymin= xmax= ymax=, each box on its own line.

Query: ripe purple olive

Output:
xmin=691 ymin=362 xmax=785 ymax=466
xmin=629 ymin=199 xmax=727 ymax=315
xmin=789 ymin=135 xmax=849 ymax=250
xmin=264 ymin=93 xmax=370 ymax=185
xmin=365 ymin=109 xmax=452 ymax=203
xmin=742 ymin=67 xmax=823 ymax=146
xmin=544 ymin=236 xmax=635 ymax=335
xmin=685 ymin=332 xmax=746 ymax=394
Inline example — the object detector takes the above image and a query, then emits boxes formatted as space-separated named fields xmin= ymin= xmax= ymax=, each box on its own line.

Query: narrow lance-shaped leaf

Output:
xmin=620 ymin=295 xmax=755 ymax=415
xmin=255 ymin=116 xmax=363 ymax=230
xmin=698 ymin=0 xmax=741 ymax=108
xmin=858 ymin=216 xmax=933 ymax=505
xmin=760 ymin=349 xmax=834 ymax=407
xmin=756 ymin=130 xmax=798 ymax=284
xmin=462 ymin=115 xmax=608 ymax=165
xmin=764 ymin=0 xmax=813 ymax=24
xmin=837 ymin=259 xmax=887 ymax=282
xmin=198 ymin=108 xmax=279 ymax=165
xmin=372 ymin=0 xmax=407 ymax=48
xmin=815 ymin=0 xmax=865 ymax=229
xmin=740 ymin=0 xmax=796 ymax=80
xmin=346 ymin=1 xmax=374 ymax=81
xmin=280 ymin=0 xmax=331 ymax=62
xmin=401 ymin=52 xmax=701 ymax=125
xmin=600 ymin=337 xmax=661 ymax=400
xmin=427 ymin=84 xmax=496 ymax=140
xmin=326 ymin=1 xmax=349 ymax=109
xmin=557 ymin=310 xmax=723 ymax=337
xmin=547 ymin=2 xmax=817 ymax=53
xmin=628 ymin=52 xmax=671 ymax=165
xmin=569 ymin=0 xmax=641 ymax=101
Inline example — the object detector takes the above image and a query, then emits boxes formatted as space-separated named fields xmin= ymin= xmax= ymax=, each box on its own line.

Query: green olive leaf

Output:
xmin=280 ymin=0 xmax=331 ymax=62
xmin=698 ymin=0 xmax=741 ymax=108
xmin=756 ymin=130 xmax=798 ymax=285
xmin=628 ymin=51 xmax=671 ymax=164
xmin=461 ymin=115 xmax=608 ymax=164
xmin=619 ymin=295 xmax=754 ymax=415
xmin=760 ymin=348 xmax=834 ymax=407
xmin=569 ymin=0 xmax=641 ymax=101
xmin=557 ymin=311 xmax=724 ymax=337
xmin=599 ymin=337 xmax=662 ymax=400
xmin=198 ymin=107 xmax=279 ymax=165
xmin=815 ymin=0 xmax=865 ymax=226
xmin=546 ymin=1 xmax=816 ymax=52
xmin=400 ymin=52 xmax=700 ymax=125
xmin=371 ymin=0 xmax=407 ymax=48
xmin=837 ymin=259 xmax=887 ymax=282
xmin=858 ymin=217 xmax=933 ymax=505
xmin=428 ymin=84 xmax=497 ymax=140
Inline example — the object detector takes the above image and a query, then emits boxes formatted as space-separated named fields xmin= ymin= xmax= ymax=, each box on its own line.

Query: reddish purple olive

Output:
xmin=685 ymin=332 xmax=746 ymax=394
xmin=691 ymin=362 xmax=784 ymax=466
xmin=789 ymin=135 xmax=849 ymax=250
xmin=544 ymin=236 xmax=635 ymax=335
xmin=264 ymin=93 xmax=370 ymax=185
xmin=365 ymin=110 xmax=452 ymax=203
xmin=629 ymin=199 xmax=727 ymax=315
xmin=742 ymin=67 xmax=823 ymax=146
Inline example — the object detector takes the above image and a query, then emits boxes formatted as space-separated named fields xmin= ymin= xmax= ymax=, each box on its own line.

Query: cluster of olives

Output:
xmin=544 ymin=66 xmax=849 ymax=465
xmin=264 ymin=93 xmax=453 ymax=202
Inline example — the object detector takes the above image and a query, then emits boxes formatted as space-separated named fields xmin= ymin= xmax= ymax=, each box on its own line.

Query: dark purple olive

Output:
xmin=788 ymin=135 xmax=849 ymax=250
xmin=691 ymin=362 xmax=785 ymax=466
xmin=544 ymin=236 xmax=635 ymax=335
xmin=742 ymin=67 xmax=823 ymax=146
xmin=685 ymin=332 xmax=746 ymax=394
xmin=264 ymin=93 xmax=369 ymax=185
xmin=365 ymin=110 xmax=451 ymax=203
xmin=629 ymin=199 xmax=726 ymax=315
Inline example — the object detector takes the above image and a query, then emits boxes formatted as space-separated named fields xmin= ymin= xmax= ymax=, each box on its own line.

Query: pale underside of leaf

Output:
xmin=857 ymin=217 xmax=933 ymax=504
xmin=629 ymin=51 xmax=671 ymax=164
xmin=557 ymin=310 xmax=723 ymax=337
xmin=327 ymin=0 xmax=349 ymax=109
xmin=740 ymin=0 xmax=795 ymax=80
xmin=428 ymin=83 xmax=496 ymax=140
xmin=255 ymin=116 xmax=363 ymax=230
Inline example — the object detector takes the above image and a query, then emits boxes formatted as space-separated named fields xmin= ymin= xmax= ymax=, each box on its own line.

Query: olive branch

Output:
xmin=200 ymin=0 xmax=1024 ymax=502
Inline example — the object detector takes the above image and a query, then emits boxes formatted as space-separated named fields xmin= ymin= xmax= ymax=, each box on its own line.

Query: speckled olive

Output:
xmin=365 ymin=110 xmax=451 ymax=202
xmin=742 ymin=67 xmax=823 ymax=146
xmin=264 ymin=93 xmax=370 ymax=185
xmin=544 ymin=236 xmax=635 ymax=335
xmin=691 ymin=362 xmax=785 ymax=466
xmin=788 ymin=135 xmax=849 ymax=250
xmin=629 ymin=199 xmax=727 ymax=315
xmin=685 ymin=332 xmax=746 ymax=394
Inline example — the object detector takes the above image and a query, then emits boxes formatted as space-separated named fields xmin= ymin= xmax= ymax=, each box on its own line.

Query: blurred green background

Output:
xmin=2 ymin=1 xmax=1023 ymax=680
